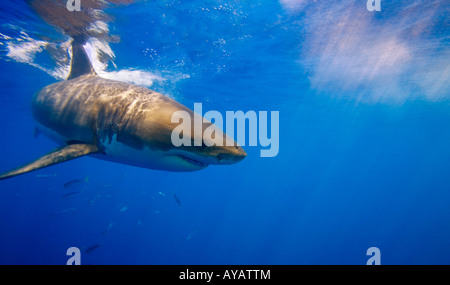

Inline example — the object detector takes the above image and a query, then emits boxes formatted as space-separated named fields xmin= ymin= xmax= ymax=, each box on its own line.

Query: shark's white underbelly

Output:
xmin=99 ymin=134 xmax=199 ymax=171
xmin=36 ymin=122 xmax=202 ymax=172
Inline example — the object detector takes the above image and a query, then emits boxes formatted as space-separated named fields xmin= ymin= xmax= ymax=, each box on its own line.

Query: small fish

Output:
xmin=87 ymin=194 xmax=101 ymax=206
xmin=173 ymin=194 xmax=182 ymax=207
xmin=35 ymin=173 xmax=57 ymax=178
xmin=62 ymin=191 xmax=81 ymax=198
xmin=186 ymin=230 xmax=197 ymax=240
xmin=63 ymin=176 xmax=89 ymax=188
xmin=119 ymin=205 xmax=128 ymax=212
xmin=33 ymin=127 xmax=41 ymax=138
xmin=102 ymin=222 xmax=115 ymax=235
xmin=47 ymin=208 xmax=77 ymax=217
xmin=85 ymin=244 xmax=100 ymax=254
xmin=87 ymin=198 xmax=95 ymax=206
xmin=158 ymin=191 xmax=166 ymax=197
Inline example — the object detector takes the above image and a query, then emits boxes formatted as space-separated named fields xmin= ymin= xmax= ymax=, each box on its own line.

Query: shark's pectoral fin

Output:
xmin=0 ymin=144 xmax=99 ymax=181
xmin=33 ymin=127 xmax=41 ymax=138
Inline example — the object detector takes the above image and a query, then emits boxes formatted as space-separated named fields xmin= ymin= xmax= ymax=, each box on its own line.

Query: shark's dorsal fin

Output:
xmin=0 ymin=144 xmax=99 ymax=181
xmin=67 ymin=37 xmax=97 ymax=80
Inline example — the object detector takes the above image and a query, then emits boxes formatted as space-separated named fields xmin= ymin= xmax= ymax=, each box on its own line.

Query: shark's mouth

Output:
xmin=178 ymin=155 xmax=208 ymax=168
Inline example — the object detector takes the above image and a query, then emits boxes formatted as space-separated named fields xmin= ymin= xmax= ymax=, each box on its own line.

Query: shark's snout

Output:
xmin=215 ymin=145 xmax=247 ymax=165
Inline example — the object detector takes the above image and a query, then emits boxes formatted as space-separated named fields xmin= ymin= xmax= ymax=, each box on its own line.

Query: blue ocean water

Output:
xmin=0 ymin=0 xmax=449 ymax=265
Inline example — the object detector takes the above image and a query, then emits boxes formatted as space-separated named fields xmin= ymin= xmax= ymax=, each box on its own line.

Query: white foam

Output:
xmin=82 ymin=39 xmax=164 ymax=87
xmin=281 ymin=0 xmax=449 ymax=103
xmin=1 ymin=31 xmax=171 ymax=88
xmin=279 ymin=0 xmax=309 ymax=12
xmin=97 ymin=69 xmax=164 ymax=87
xmin=6 ymin=32 xmax=47 ymax=63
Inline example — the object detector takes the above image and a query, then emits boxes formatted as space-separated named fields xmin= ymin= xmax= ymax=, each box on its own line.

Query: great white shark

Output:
xmin=0 ymin=39 xmax=246 ymax=180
